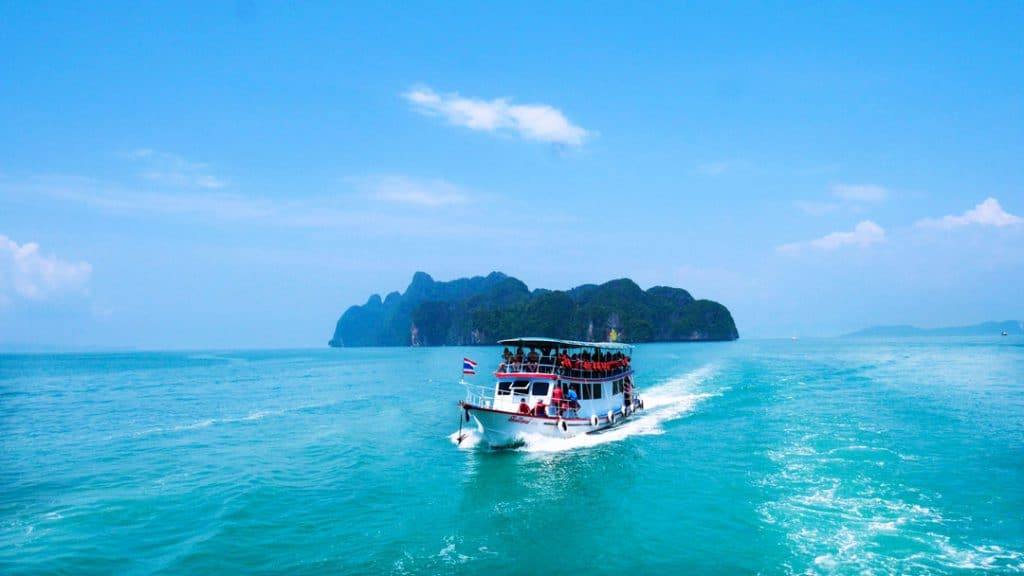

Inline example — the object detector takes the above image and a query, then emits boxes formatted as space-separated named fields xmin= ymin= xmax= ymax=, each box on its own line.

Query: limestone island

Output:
xmin=329 ymin=272 xmax=739 ymax=347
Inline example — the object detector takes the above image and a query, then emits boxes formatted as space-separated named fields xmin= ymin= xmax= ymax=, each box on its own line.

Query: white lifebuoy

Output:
xmin=590 ymin=415 xmax=599 ymax=427
xmin=607 ymin=410 xmax=615 ymax=424
xmin=623 ymin=405 xmax=630 ymax=417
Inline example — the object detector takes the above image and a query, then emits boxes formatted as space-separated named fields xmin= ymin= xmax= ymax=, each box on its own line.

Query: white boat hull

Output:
xmin=465 ymin=403 xmax=639 ymax=448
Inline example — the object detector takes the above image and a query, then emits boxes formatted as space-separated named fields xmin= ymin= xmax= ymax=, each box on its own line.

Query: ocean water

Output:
xmin=1 ymin=338 xmax=1022 ymax=574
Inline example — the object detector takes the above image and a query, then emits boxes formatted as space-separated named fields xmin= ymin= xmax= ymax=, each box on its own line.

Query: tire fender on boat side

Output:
xmin=590 ymin=415 xmax=598 ymax=427
xmin=607 ymin=410 xmax=615 ymax=425
xmin=638 ymin=398 xmax=644 ymax=410
xmin=558 ymin=418 xmax=569 ymax=433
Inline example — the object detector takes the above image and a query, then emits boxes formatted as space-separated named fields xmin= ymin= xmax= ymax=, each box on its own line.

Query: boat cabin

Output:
xmin=479 ymin=337 xmax=634 ymax=420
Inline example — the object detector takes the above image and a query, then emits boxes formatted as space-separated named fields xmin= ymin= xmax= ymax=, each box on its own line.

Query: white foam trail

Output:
xmin=517 ymin=364 xmax=719 ymax=453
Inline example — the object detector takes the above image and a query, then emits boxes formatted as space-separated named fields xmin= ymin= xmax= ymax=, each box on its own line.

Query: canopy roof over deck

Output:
xmin=496 ymin=337 xmax=633 ymax=351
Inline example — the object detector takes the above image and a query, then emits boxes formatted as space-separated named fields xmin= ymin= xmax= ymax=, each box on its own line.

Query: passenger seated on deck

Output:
xmin=526 ymin=349 xmax=539 ymax=371
xmin=539 ymin=348 xmax=553 ymax=371
xmin=518 ymin=398 xmax=531 ymax=414
xmin=533 ymin=399 xmax=546 ymax=417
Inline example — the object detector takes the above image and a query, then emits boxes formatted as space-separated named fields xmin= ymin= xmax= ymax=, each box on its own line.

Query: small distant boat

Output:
xmin=458 ymin=337 xmax=642 ymax=448
xmin=1002 ymin=331 xmax=1009 ymax=336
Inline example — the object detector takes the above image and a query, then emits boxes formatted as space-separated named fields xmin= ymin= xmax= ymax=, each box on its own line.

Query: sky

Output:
xmin=1 ymin=2 xmax=1022 ymax=349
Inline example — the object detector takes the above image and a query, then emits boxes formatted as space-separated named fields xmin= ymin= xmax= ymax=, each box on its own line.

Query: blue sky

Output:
xmin=1 ymin=2 xmax=1022 ymax=348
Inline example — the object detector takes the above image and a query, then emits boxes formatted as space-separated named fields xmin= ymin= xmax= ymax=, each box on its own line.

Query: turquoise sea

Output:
xmin=2 ymin=338 xmax=1022 ymax=574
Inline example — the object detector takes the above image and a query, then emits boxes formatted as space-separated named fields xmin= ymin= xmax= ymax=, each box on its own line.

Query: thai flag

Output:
xmin=462 ymin=357 xmax=477 ymax=375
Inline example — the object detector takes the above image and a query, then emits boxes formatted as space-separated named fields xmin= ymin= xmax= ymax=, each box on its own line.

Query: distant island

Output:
xmin=329 ymin=272 xmax=739 ymax=347
xmin=844 ymin=320 xmax=1022 ymax=338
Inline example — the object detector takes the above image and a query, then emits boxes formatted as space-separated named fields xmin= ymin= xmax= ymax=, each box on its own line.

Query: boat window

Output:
xmin=582 ymin=383 xmax=592 ymax=400
xmin=497 ymin=381 xmax=513 ymax=395
xmin=592 ymin=382 xmax=603 ymax=399
xmin=513 ymin=380 xmax=531 ymax=394
xmin=531 ymin=382 xmax=550 ymax=397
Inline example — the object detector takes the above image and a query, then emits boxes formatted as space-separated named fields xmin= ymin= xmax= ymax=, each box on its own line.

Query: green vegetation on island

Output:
xmin=329 ymin=272 xmax=739 ymax=347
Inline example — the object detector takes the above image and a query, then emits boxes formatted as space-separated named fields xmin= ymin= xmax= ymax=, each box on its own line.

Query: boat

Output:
xmin=1002 ymin=331 xmax=1009 ymax=336
xmin=458 ymin=337 xmax=642 ymax=448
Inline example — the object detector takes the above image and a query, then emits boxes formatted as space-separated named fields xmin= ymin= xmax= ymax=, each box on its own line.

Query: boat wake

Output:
xmin=520 ymin=364 xmax=718 ymax=453
xmin=452 ymin=364 xmax=720 ymax=453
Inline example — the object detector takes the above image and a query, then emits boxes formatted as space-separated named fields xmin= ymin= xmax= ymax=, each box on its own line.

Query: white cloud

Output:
xmin=351 ymin=175 xmax=470 ymax=207
xmin=915 ymin=197 xmax=1023 ymax=229
xmin=125 ymin=148 xmax=228 ymax=189
xmin=778 ymin=220 xmax=886 ymax=253
xmin=832 ymin=184 xmax=887 ymax=202
xmin=0 ymin=235 xmax=92 ymax=301
xmin=403 ymin=86 xmax=590 ymax=147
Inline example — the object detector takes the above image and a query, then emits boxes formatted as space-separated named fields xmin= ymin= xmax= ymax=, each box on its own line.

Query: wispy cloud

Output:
xmin=39 ymin=176 xmax=275 ymax=221
xmin=794 ymin=201 xmax=842 ymax=216
xmin=832 ymin=183 xmax=887 ymax=202
xmin=403 ymin=85 xmax=590 ymax=147
xmin=795 ymin=183 xmax=888 ymax=216
xmin=8 ymin=173 xmax=501 ymax=239
xmin=350 ymin=174 xmax=470 ymax=207
xmin=0 ymin=234 xmax=92 ymax=301
xmin=915 ymin=197 xmax=1023 ymax=229
xmin=694 ymin=161 xmax=734 ymax=176
xmin=778 ymin=220 xmax=886 ymax=253
xmin=125 ymin=148 xmax=228 ymax=189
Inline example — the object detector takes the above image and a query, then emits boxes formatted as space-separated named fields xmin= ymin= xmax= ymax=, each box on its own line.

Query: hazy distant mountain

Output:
xmin=329 ymin=271 xmax=739 ymax=346
xmin=845 ymin=321 xmax=1023 ymax=338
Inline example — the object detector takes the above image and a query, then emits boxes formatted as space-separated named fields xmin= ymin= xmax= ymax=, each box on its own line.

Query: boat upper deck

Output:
xmin=495 ymin=337 xmax=633 ymax=381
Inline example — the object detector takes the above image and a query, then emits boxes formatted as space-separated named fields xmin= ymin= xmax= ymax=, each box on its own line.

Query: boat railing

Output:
xmin=462 ymin=382 xmax=497 ymax=408
xmin=558 ymin=366 xmax=632 ymax=380
xmin=497 ymin=360 xmax=558 ymax=374
xmin=463 ymin=379 xmax=537 ymax=409
xmin=497 ymin=361 xmax=632 ymax=381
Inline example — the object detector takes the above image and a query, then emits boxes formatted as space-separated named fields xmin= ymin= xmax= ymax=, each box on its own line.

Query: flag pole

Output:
xmin=457 ymin=362 xmax=467 ymax=444
xmin=456 ymin=405 xmax=465 ymax=445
